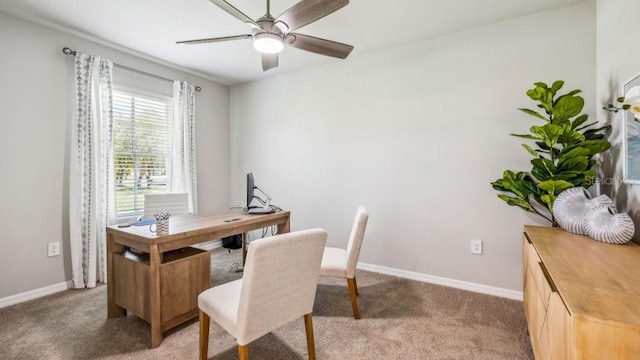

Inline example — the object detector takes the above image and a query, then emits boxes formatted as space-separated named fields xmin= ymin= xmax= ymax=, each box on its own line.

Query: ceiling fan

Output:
xmin=177 ymin=0 xmax=354 ymax=71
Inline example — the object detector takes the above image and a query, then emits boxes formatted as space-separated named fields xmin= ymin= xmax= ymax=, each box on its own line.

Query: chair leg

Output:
xmin=199 ymin=311 xmax=210 ymax=360
xmin=304 ymin=313 xmax=316 ymax=360
xmin=347 ymin=278 xmax=360 ymax=319
xmin=353 ymin=276 xmax=359 ymax=296
xmin=238 ymin=344 xmax=249 ymax=360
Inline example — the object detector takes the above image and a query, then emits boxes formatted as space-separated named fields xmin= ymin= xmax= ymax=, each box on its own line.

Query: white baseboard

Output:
xmin=1 ymin=256 xmax=521 ymax=309
xmin=0 ymin=281 xmax=72 ymax=309
xmin=358 ymin=262 xmax=523 ymax=301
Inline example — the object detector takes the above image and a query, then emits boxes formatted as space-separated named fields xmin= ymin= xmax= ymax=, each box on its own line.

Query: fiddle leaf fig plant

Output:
xmin=491 ymin=81 xmax=611 ymax=224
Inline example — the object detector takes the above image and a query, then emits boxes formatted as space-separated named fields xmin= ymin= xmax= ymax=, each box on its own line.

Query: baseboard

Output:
xmin=358 ymin=262 xmax=523 ymax=301
xmin=0 ymin=281 xmax=73 ymax=309
xmin=1 ymin=256 xmax=521 ymax=309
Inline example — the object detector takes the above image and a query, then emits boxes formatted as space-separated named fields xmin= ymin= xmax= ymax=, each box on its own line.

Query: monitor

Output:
xmin=246 ymin=172 xmax=255 ymax=208
xmin=245 ymin=172 xmax=275 ymax=214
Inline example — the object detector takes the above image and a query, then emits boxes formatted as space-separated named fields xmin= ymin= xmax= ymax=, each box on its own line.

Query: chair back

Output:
xmin=236 ymin=228 xmax=327 ymax=345
xmin=345 ymin=206 xmax=369 ymax=278
xmin=142 ymin=193 xmax=189 ymax=220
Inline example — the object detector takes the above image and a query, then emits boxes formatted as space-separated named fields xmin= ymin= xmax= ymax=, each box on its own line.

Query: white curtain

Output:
xmin=69 ymin=53 xmax=116 ymax=288
xmin=171 ymin=80 xmax=198 ymax=213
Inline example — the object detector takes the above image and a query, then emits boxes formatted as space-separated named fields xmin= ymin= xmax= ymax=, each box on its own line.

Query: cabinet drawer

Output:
xmin=524 ymin=268 xmax=547 ymax=350
xmin=527 ymin=244 xmax=552 ymax=310
xmin=547 ymin=291 xmax=572 ymax=359
xmin=523 ymin=235 xmax=530 ymax=286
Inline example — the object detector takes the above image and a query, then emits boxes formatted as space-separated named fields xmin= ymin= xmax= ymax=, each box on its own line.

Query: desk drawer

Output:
xmin=112 ymin=247 xmax=211 ymax=326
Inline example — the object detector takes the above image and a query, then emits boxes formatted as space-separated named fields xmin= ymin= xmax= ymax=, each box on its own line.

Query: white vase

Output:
xmin=583 ymin=206 xmax=635 ymax=245
xmin=553 ymin=187 xmax=614 ymax=235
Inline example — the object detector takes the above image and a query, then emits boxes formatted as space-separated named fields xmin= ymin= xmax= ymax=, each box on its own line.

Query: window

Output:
xmin=113 ymin=88 xmax=173 ymax=220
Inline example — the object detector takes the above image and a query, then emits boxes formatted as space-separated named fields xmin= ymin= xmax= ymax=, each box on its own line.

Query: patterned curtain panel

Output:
xmin=69 ymin=53 xmax=116 ymax=288
xmin=171 ymin=80 xmax=198 ymax=213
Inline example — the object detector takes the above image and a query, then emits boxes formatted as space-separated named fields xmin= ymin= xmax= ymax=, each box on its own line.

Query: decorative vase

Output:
xmin=582 ymin=206 xmax=635 ymax=244
xmin=553 ymin=187 xmax=614 ymax=235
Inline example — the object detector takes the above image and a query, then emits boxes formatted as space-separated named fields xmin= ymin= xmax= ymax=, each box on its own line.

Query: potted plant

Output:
xmin=491 ymin=81 xmax=611 ymax=225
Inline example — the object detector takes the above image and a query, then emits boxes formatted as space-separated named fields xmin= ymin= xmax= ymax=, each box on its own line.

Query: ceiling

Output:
xmin=0 ymin=0 xmax=585 ymax=85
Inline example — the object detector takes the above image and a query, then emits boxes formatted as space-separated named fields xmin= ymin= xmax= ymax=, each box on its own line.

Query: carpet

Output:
xmin=0 ymin=248 xmax=533 ymax=359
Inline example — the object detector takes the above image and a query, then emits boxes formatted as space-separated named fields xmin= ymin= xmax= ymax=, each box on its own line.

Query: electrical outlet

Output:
xmin=471 ymin=239 xmax=482 ymax=255
xmin=47 ymin=242 xmax=60 ymax=257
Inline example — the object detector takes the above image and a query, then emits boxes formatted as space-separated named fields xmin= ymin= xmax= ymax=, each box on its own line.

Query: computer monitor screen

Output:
xmin=245 ymin=173 xmax=275 ymax=214
xmin=246 ymin=172 xmax=255 ymax=208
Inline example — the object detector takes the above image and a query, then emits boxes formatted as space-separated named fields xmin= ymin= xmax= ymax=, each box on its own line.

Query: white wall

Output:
xmin=230 ymin=1 xmax=596 ymax=291
xmin=0 ymin=12 xmax=230 ymax=298
xmin=596 ymin=0 xmax=640 ymax=242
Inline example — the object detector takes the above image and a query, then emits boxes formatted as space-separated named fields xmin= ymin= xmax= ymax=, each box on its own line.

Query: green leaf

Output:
xmin=550 ymin=81 xmax=564 ymax=96
xmin=491 ymin=179 xmax=507 ymax=192
xmin=499 ymin=170 xmax=522 ymax=196
xmin=522 ymin=144 xmax=540 ymax=158
xmin=532 ymin=157 xmax=557 ymax=177
xmin=540 ymin=194 xmax=554 ymax=206
xmin=537 ymin=179 xmax=574 ymax=195
xmin=581 ymin=170 xmax=597 ymax=186
xmin=560 ymin=140 xmax=611 ymax=158
xmin=574 ymin=121 xmax=598 ymax=132
xmin=583 ymin=169 xmax=597 ymax=178
xmin=617 ymin=96 xmax=626 ymax=103
xmin=553 ymin=89 xmax=582 ymax=107
xmin=531 ymin=124 xmax=563 ymax=147
xmin=559 ymin=146 xmax=591 ymax=160
xmin=528 ymin=83 xmax=555 ymax=113
xmin=553 ymin=94 xmax=584 ymax=121
xmin=547 ymin=172 xmax=582 ymax=182
xmin=518 ymin=108 xmax=550 ymax=122
xmin=511 ymin=133 xmax=539 ymax=140
xmin=497 ymin=195 xmax=536 ymax=213
xmin=535 ymin=141 xmax=550 ymax=150
xmin=571 ymin=114 xmax=589 ymax=129
xmin=581 ymin=125 xmax=611 ymax=135
xmin=557 ymin=157 xmax=588 ymax=172
xmin=558 ymin=129 xmax=585 ymax=146
xmin=531 ymin=167 xmax=550 ymax=181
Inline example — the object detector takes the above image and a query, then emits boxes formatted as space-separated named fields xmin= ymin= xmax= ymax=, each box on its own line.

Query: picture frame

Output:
xmin=622 ymin=72 xmax=640 ymax=184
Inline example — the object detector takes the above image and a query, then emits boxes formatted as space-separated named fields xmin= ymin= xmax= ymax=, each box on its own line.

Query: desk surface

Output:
xmin=107 ymin=208 xmax=291 ymax=252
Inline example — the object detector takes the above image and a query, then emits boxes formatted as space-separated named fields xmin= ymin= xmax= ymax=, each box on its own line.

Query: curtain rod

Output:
xmin=62 ymin=47 xmax=201 ymax=92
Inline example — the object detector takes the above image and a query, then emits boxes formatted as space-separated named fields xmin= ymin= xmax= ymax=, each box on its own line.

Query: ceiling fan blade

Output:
xmin=286 ymin=33 xmax=353 ymax=59
xmin=262 ymin=53 xmax=279 ymax=71
xmin=209 ymin=0 xmax=260 ymax=28
xmin=275 ymin=0 xmax=348 ymax=32
xmin=176 ymin=34 xmax=251 ymax=45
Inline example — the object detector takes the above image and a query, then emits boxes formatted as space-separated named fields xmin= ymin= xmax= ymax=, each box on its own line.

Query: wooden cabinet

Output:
xmin=112 ymin=247 xmax=210 ymax=331
xmin=523 ymin=226 xmax=640 ymax=360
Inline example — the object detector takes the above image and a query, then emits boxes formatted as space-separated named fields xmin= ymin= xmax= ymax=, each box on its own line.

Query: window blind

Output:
xmin=113 ymin=88 xmax=173 ymax=220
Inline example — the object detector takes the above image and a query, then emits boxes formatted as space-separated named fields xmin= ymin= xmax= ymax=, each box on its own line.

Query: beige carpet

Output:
xmin=0 ymin=248 xmax=533 ymax=359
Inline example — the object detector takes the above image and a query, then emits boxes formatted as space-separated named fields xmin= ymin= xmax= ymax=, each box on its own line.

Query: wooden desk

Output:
xmin=106 ymin=209 xmax=291 ymax=348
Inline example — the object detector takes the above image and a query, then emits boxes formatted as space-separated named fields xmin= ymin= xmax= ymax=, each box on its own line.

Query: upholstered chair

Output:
xmin=142 ymin=193 xmax=189 ymax=220
xmin=198 ymin=228 xmax=328 ymax=360
xmin=319 ymin=206 xmax=369 ymax=319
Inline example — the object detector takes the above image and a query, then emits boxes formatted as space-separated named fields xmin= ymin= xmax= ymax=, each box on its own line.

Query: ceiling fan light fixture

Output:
xmin=253 ymin=33 xmax=284 ymax=54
